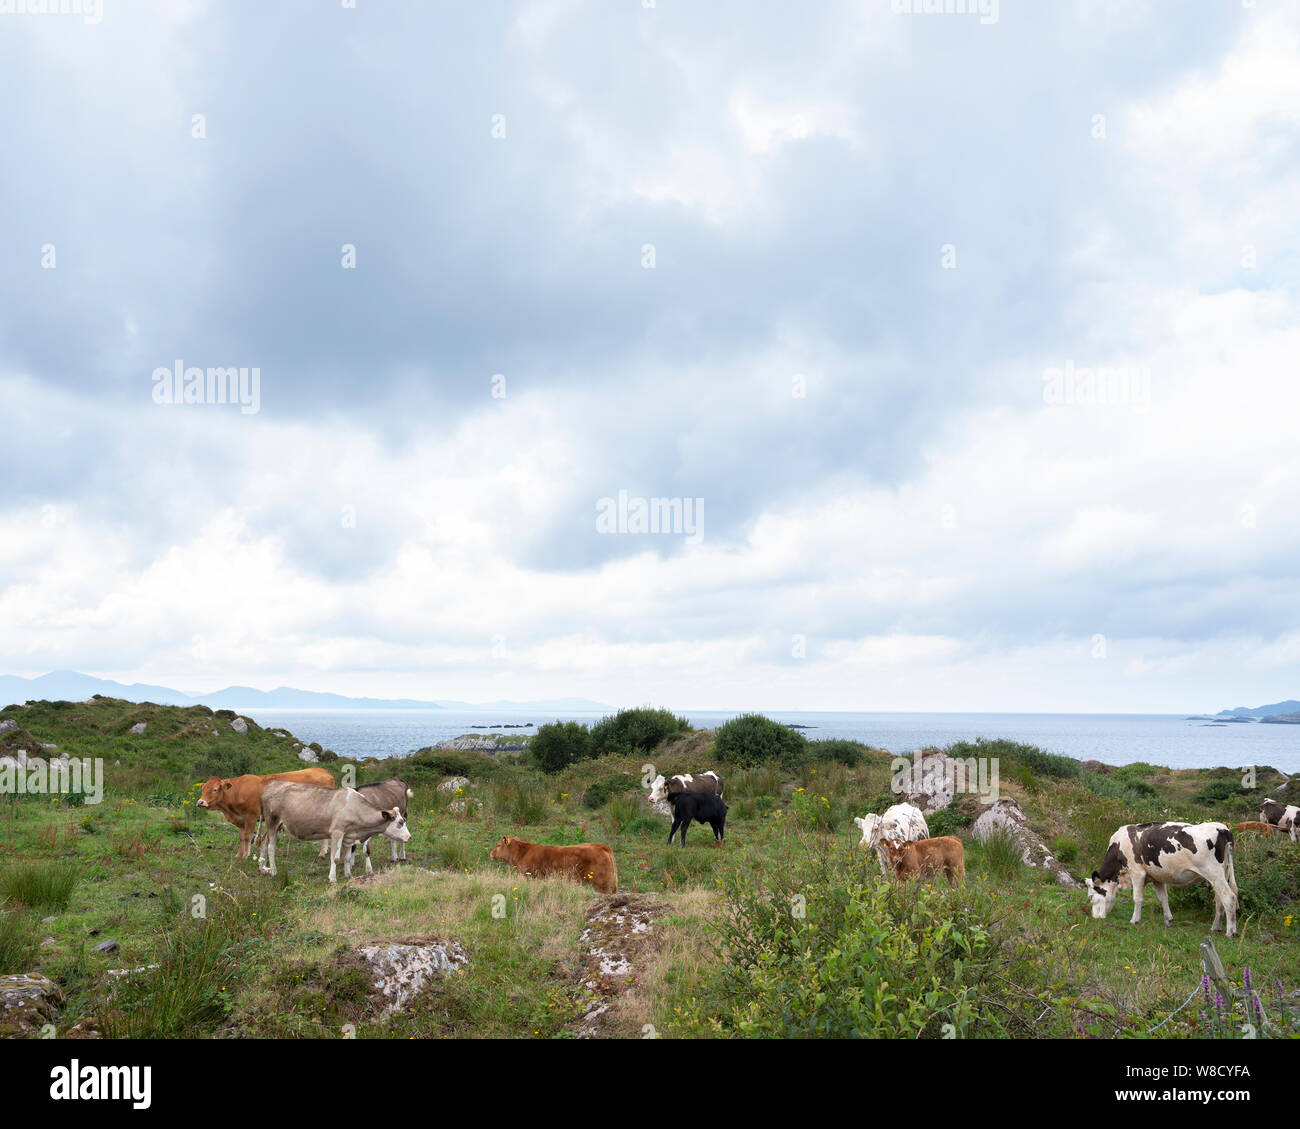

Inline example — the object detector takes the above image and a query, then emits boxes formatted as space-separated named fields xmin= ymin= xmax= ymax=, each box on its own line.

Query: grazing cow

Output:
xmin=647 ymin=771 xmax=724 ymax=804
xmin=488 ymin=835 xmax=618 ymax=894
xmin=854 ymin=803 xmax=930 ymax=877
xmin=1235 ymin=820 xmax=1286 ymax=837
xmin=196 ymin=767 xmax=335 ymax=858
xmin=1086 ymin=821 xmax=1238 ymax=937
xmin=317 ymin=779 xmax=414 ymax=872
xmin=259 ymin=782 xmax=410 ymax=883
xmin=882 ymin=835 xmax=965 ymax=888
xmin=664 ymin=791 xmax=727 ymax=846
xmin=1259 ymin=800 xmax=1299 ymax=842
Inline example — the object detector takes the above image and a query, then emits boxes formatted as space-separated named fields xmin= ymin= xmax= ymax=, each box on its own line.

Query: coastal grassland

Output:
xmin=1 ymin=698 xmax=1298 ymax=1038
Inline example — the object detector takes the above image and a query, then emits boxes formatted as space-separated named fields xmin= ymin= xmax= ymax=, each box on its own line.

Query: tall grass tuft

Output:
xmin=0 ymin=862 xmax=79 ymax=910
xmin=99 ymin=889 xmax=278 ymax=1038
xmin=978 ymin=828 xmax=1023 ymax=880
xmin=0 ymin=908 xmax=39 ymax=971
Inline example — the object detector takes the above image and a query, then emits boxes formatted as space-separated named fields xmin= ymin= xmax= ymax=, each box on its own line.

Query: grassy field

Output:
xmin=1 ymin=697 xmax=1297 ymax=1039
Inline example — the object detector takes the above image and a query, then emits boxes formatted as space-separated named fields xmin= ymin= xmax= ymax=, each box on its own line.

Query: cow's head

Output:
xmin=1086 ymin=871 xmax=1119 ymax=919
xmin=380 ymin=810 xmax=410 ymax=842
xmin=196 ymin=776 xmax=226 ymax=809
xmin=489 ymin=835 xmax=517 ymax=862
xmin=647 ymin=775 xmax=667 ymax=803
xmin=853 ymin=813 xmax=882 ymax=847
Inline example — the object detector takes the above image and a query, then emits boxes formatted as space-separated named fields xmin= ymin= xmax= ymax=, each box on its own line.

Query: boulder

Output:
xmin=972 ymin=797 xmax=1082 ymax=888
xmin=128 ymin=722 xmax=147 ymax=735
xmin=354 ymin=940 xmax=469 ymax=1022
xmin=297 ymin=748 xmax=319 ymax=763
xmin=0 ymin=719 xmax=17 ymax=736
xmin=230 ymin=718 xmax=249 ymax=736
xmin=437 ymin=777 xmax=471 ymax=793
xmin=0 ymin=973 xmax=63 ymax=1038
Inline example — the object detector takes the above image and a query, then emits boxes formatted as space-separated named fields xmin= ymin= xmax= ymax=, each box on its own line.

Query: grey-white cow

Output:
xmin=1259 ymin=799 xmax=1299 ymax=842
xmin=316 ymin=778 xmax=414 ymax=873
xmin=260 ymin=781 xmax=410 ymax=883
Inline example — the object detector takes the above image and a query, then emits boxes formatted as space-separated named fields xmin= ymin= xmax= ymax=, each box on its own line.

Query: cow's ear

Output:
xmin=223 ymin=781 xmax=232 ymax=791
xmin=381 ymin=810 xmax=394 ymax=821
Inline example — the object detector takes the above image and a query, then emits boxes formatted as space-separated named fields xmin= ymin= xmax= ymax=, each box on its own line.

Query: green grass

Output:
xmin=0 ymin=861 xmax=79 ymax=910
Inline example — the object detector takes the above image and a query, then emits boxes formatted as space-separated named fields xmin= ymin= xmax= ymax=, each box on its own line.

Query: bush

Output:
xmin=588 ymin=708 xmax=691 ymax=759
xmin=195 ymin=748 xmax=255 ymax=779
xmin=714 ymin=714 xmax=810 ymax=770
xmin=812 ymin=739 xmax=865 ymax=767
xmin=583 ymin=773 xmax=640 ymax=809
xmin=926 ymin=806 xmax=970 ymax=838
xmin=531 ymin=721 xmax=591 ymax=774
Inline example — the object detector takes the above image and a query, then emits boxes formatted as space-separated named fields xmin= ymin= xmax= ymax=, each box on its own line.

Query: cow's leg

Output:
xmin=260 ymin=817 xmax=278 ymax=876
xmin=1129 ymin=871 xmax=1145 ymax=924
xmin=667 ymin=817 xmax=681 ymax=846
xmin=1209 ymin=876 xmax=1237 ymax=935
xmin=1151 ymin=881 xmax=1173 ymax=925
xmin=363 ymin=837 xmax=374 ymax=876
xmin=318 ymin=840 xmax=330 ymax=859
xmin=679 ymin=818 xmax=690 ymax=846
xmin=343 ymin=835 xmax=356 ymax=879
xmin=237 ymin=813 xmax=254 ymax=860
xmin=327 ymin=834 xmax=342 ymax=883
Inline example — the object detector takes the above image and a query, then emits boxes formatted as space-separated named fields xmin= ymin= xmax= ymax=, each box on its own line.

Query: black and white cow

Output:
xmin=1259 ymin=799 xmax=1299 ymax=842
xmin=647 ymin=771 xmax=724 ymax=804
xmin=1086 ymin=821 xmax=1238 ymax=937
xmin=665 ymin=791 xmax=727 ymax=846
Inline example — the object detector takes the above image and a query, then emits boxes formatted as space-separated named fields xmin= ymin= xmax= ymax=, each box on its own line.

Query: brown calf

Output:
xmin=1235 ymin=820 xmax=1285 ymax=836
xmin=882 ymin=835 xmax=966 ymax=888
xmin=197 ymin=767 xmax=335 ymax=858
xmin=488 ymin=835 xmax=618 ymax=894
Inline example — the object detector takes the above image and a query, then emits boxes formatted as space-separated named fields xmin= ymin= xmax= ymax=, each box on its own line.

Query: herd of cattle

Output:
xmin=194 ymin=765 xmax=1300 ymax=935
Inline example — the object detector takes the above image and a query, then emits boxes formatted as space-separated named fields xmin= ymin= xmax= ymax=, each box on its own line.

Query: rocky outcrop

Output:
xmin=128 ymin=722 xmax=147 ymax=735
xmin=229 ymin=718 xmax=249 ymax=736
xmin=574 ymin=894 xmax=667 ymax=1039
xmin=0 ymin=973 xmax=63 ymax=1038
xmin=972 ymin=797 xmax=1081 ymax=888
xmin=354 ymin=939 xmax=469 ymax=1022
xmin=0 ymin=719 xmax=18 ymax=736
xmin=437 ymin=777 xmax=471 ymax=793
xmin=297 ymin=747 xmax=318 ymax=762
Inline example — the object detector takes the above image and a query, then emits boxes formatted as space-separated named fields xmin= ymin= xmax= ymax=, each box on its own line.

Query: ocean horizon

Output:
xmin=238 ymin=708 xmax=1300 ymax=773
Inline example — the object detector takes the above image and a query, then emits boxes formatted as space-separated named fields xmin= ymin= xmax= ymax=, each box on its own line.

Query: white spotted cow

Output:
xmin=1259 ymin=799 xmax=1299 ymax=842
xmin=854 ymin=803 xmax=930 ymax=877
xmin=647 ymin=771 xmax=723 ymax=806
xmin=1086 ymin=821 xmax=1238 ymax=937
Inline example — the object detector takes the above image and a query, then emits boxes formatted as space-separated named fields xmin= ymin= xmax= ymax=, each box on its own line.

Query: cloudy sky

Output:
xmin=2 ymin=0 xmax=1298 ymax=712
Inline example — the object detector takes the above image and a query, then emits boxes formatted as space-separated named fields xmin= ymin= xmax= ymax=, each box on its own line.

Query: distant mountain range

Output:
xmin=1214 ymin=700 xmax=1300 ymax=724
xmin=0 ymin=671 xmax=612 ymax=714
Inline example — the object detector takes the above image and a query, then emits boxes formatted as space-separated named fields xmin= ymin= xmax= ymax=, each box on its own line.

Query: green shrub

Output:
xmin=978 ymin=829 xmax=1021 ymax=880
xmin=583 ymin=773 xmax=640 ymax=809
xmin=195 ymin=748 xmax=255 ymax=779
xmin=531 ymin=721 xmax=591 ymax=774
xmin=714 ymin=714 xmax=810 ymax=770
xmin=0 ymin=862 xmax=78 ymax=910
xmin=812 ymin=739 xmax=865 ymax=767
xmin=588 ymin=708 xmax=691 ymax=759
xmin=926 ymin=806 xmax=970 ymax=838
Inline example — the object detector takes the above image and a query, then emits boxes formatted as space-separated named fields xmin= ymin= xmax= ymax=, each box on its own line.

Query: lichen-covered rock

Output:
xmin=354 ymin=940 xmax=469 ymax=1021
xmin=297 ymin=748 xmax=319 ymax=762
xmin=437 ymin=777 xmax=471 ymax=793
xmin=0 ymin=719 xmax=17 ymax=736
xmin=230 ymin=717 xmax=249 ymax=736
xmin=448 ymin=798 xmax=482 ymax=814
xmin=128 ymin=722 xmax=147 ymax=735
xmin=972 ymin=797 xmax=1081 ymax=888
xmin=0 ymin=974 xmax=63 ymax=1038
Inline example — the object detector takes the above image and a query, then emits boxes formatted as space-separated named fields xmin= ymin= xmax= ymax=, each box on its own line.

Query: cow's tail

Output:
xmin=609 ymin=850 xmax=619 ymax=894
xmin=1225 ymin=837 xmax=1238 ymax=897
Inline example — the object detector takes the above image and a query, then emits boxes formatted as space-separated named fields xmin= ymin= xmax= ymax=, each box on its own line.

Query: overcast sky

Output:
xmin=2 ymin=0 xmax=1298 ymax=712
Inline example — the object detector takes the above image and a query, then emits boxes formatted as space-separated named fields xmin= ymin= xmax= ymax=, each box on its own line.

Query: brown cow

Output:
xmin=1235 ymin=820 xmax=1286 ymax=837
xmin=882 ymin=835 xmax=965 ymax=888
xmin=197 ymin=767 xmax=335 ymax=858
xmin=488 ymin=835 xmax=618 ymax=894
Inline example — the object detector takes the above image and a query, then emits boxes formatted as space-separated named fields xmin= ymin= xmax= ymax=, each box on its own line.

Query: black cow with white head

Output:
xmin=1086 ymin=821 xmax=1238 ymax=937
